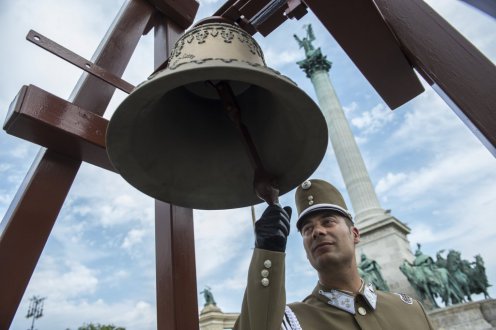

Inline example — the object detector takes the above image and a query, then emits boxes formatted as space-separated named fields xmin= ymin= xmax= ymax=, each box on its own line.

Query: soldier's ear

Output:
xmin=352 ymin=227 xmax=360 ymax=244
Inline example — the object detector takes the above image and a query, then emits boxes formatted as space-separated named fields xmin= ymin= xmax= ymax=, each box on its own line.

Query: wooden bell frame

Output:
xmin=1 ymin=0 xmax=495 ymax=329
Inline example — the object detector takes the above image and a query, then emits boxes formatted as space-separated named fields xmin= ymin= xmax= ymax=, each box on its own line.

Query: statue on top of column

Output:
xmin=294 ymin=24 xmax=332 ymax=77
xmin=293 ymin=24 xmax=317 ymax=58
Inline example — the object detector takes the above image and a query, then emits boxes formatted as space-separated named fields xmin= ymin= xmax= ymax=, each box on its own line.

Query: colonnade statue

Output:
xmin=400 ymin=243 xmax=491 ymax=308
xmin=200 ymin=286 xmax=217 ymax=307
xmin=358 ymin=254 xmax=390 ymax=291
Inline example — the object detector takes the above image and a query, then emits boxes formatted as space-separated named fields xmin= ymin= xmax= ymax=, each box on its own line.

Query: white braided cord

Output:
xmin=283 ymin=306 xmax=302 ymax=330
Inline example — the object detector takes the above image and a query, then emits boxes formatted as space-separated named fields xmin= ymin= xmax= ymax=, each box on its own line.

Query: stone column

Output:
xmin=309 ymin=67 xmax=385 ymax=224
xmin=294 ymin=26 xmax=418 ymax=300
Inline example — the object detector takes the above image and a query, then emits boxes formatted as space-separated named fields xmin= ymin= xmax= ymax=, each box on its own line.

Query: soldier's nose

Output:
xmin=312 ymin=226 xmax=326 ymax=239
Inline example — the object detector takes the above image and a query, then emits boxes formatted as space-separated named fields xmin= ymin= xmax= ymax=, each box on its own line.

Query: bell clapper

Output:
xmin=210 ymin=80 xmax=280 ymax=206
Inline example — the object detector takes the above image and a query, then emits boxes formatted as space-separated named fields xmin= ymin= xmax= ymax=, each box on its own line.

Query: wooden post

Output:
xmin=153 ymin=15 xmax=200 ymax=330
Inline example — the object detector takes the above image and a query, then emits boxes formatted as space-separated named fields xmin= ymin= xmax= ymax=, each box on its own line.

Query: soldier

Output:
xmin=234 ymin=179 xmax=433 ymax=329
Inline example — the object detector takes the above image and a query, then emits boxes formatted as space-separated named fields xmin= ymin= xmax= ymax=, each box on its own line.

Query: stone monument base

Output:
xmin=428 ymin=299 xmax=496 ymax=330
xmin=199 ymin=304 xmax=238 ymax=330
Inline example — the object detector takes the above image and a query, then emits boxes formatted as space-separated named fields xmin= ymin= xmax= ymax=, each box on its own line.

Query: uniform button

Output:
xmin=261 ymin=269 xmax=269 ymax=278
xmin=358 ymin=307 xmax=367 ymax=315
xmin=261 ymin=278 xmax=270 ymax=287
xmin=264 ymin=260 xmax=272 ymax=268
xmin=302 ymin=180 xmax=312 ymax=189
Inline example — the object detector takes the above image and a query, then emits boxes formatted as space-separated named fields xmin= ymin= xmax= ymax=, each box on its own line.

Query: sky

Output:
xmin=1 ymin=0 xmax=495 ymax=329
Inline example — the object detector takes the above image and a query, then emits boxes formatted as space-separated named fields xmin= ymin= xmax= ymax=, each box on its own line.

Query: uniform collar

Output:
xmin=313 ymin=281 xmax=377 ymax=314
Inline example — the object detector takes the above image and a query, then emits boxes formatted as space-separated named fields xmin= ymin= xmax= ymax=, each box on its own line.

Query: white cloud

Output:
xmin=122 ymin=228 xmax=146 ymax=249
xmin=210 ymin=250 xmax=253 ymax=291
xmin=350 ymin=103 xmax=394 ymax=134
xmin=264 ymin=48 xmax=303 ymax=68
xmin=354 ymin=135 xmax=368 ymax=146
xmin=408 ymin=178 xmax=496 ymax=256
xmin=376 ymin=172 xmax=408 ymax=195
xmin=26 ymin=257 xmax=99 ymax=301
xmin=408 ymin=223 xmax=438 ymax=245
xmin=387 ymin=146 xmax=493 ymax=202
xmin=343 ymin=101 xmax=358 ymax=117
xmin=194 ymin=207 xmax=254 ymax=278
xmin=392 ymin=90 xmax=460 ymax=150
xmin=66 ymin=165 xmax=155 ymax=229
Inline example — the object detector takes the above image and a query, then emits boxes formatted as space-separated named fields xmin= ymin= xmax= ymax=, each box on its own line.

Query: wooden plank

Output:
xmin=146 ymin=0 xmax=199 ymax=29
xmin=304 ymin=0 xmax=425 ymax=109
xmin=239 ymin=0 xmax=269 ymax=18
xmin=374 ymin=0 xmax=496 ymax=155
xmin=155 ymin=202 xmax=198 ymax=330
xmin=3 ymin=85 xmax=114 ymax=172
xmin=153 ymin=14 xmax=200 ymax=330
xmin=0 ymin=150 xmax=80 ymax=330
xmin=256 ymin=4 xmax=287 ymax=36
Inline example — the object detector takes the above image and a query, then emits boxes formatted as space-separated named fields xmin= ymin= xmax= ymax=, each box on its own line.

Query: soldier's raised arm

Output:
xmin=233 ymin=205 xmax=292 ymax=330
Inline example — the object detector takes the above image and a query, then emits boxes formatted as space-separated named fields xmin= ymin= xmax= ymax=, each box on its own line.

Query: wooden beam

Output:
xmin=3 ymin=85 xmax=114 ymax=172
xmin=153 ymin=14 xmax=200 ymax=330
xmin=155 ymin=202 xmax=199 ymax=330
xmin=0 ymin=150 xmax=81 ymax=330
xmin=146 ymin=0 xmax=199 ymax=29
xmin=373 ymin=0 xmax=496 ymax=155
xmin=304 ymin=0 xmax=425 ymax=109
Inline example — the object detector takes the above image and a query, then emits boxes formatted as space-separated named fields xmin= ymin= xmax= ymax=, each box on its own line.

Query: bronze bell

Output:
xmin=106 ymin=22 xmax=328 ymax=210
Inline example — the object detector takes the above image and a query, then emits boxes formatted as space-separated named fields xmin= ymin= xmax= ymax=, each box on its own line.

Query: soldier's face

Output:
xmin=300 ymin=211 xmax=360 ymax=272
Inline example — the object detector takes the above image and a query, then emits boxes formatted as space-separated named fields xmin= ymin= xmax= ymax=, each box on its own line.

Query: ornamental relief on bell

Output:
xmin=167 ymin=23 xmax=264 ymax=70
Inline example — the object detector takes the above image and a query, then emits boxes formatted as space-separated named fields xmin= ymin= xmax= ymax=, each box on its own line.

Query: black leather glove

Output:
xmin=255 ymin=205 xmax=292 ymax=252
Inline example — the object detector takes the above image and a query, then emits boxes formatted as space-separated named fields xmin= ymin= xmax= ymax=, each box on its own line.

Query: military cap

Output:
xmin=295 ymin=179 xmax=353 ymax=231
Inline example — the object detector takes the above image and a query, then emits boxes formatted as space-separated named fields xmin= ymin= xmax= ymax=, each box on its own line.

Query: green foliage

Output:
xmin=74 ymin=322 xmax=126 ymax=330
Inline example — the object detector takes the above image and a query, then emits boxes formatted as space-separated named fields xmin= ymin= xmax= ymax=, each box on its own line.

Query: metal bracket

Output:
xmin=26 ymin=30 xmax=135 ymax=94
xmin=212 ymin=0 xmax=308 ymax=36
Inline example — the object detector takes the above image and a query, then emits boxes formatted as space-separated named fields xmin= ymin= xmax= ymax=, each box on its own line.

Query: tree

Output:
xmin=70 ymin=323 xmax=126 ymax=330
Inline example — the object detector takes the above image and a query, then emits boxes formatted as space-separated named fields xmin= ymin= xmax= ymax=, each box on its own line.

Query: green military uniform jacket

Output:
xmin=234 ymin=248 xmax=434 ymax=330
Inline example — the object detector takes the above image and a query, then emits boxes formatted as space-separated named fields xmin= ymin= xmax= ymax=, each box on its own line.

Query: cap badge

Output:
xmin=301 ymin=180 xmax=312 ymax=190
